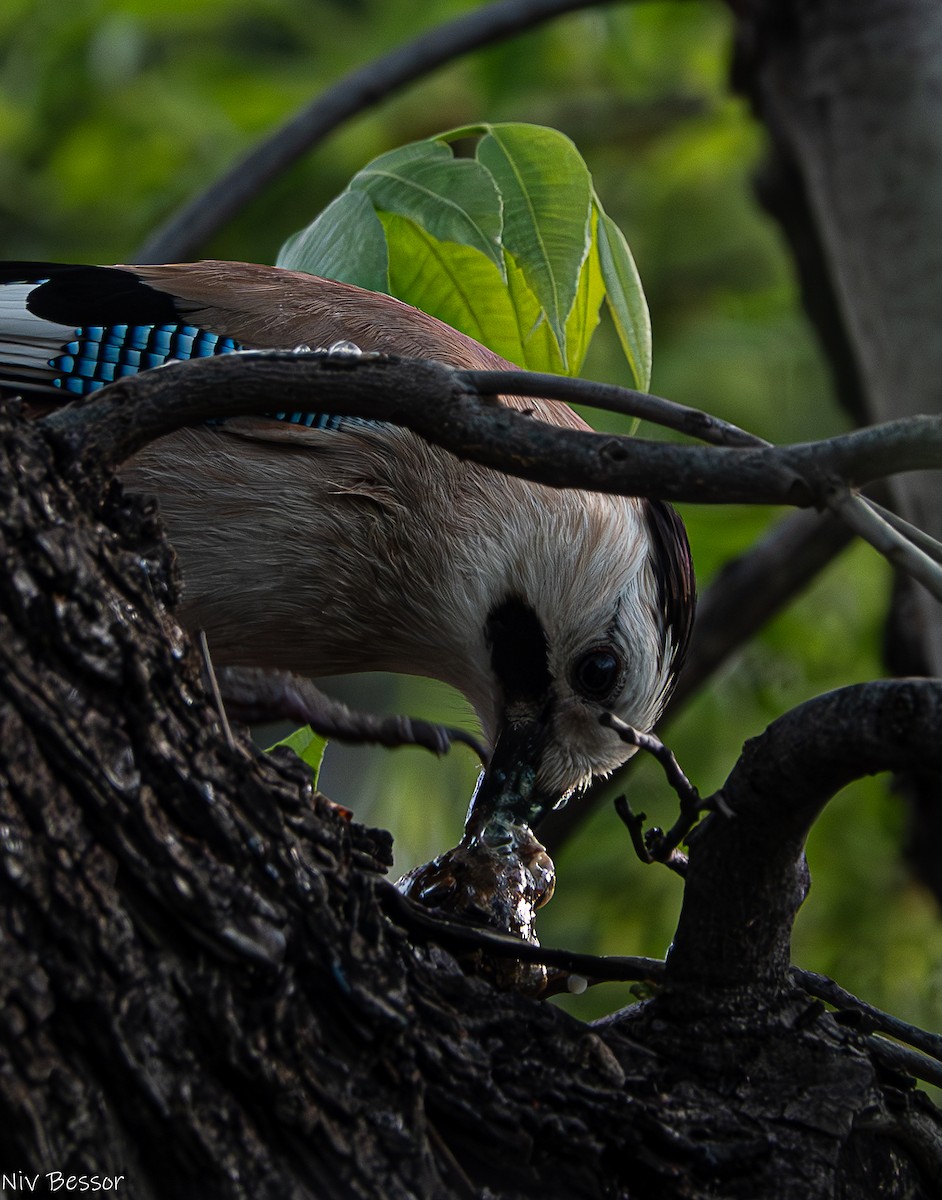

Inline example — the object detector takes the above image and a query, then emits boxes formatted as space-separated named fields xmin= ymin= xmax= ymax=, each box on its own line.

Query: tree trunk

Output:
xmin=2 ymin=379 xmax=940 ymax=1198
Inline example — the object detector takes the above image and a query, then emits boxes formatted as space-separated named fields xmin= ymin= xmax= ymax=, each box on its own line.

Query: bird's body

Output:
xmin=0 ymin=260 xmax=694 ymax=812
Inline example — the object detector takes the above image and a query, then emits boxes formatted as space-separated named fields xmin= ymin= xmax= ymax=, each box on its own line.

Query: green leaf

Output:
xmin=350 ymin=139 xmax=504 ymax=274
xmin=595 ymin=200 xmax=652 ymax=391
xmin=562 ymin=208 xmax=607 ymax=376
xmin=266 ymin=726 xmax=327 ymax=786
xmin=382 ymin=211 xmax=531 ymax=365
xmin=276 ymin=190 xmax=389 ymax=293
xmin=503 ymin=252 xmax=565 ymax=374
xmin=383 ymin=211 xmax=588 ymax=376
xmin=276 ymin=124 xmax=652 ymax=389
xmin=475 ymin=124 xmax=593 ymax=369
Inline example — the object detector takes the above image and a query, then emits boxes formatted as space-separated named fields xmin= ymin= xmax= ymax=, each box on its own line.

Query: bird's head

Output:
xmin=444 ymin=476 xmax=696 ymax=827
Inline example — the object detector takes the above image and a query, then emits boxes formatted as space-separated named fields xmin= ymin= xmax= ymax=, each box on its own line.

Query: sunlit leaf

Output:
xmin=475 ymin=123 xmax=593 ymax=368
xmin=595 ymin=200 xmax=652 ymax=391
xmin=563 ymin=208 xmax=607 ymax=376
xmin=266 ymin=725 xmax=327 ymax=787
xmin=278 ymin=124 xmax=648 ymax=387
xmin=504 ymin=253 xmax=565 ymax=374
xmin=382 ymin=211 xmax=530 ymax=365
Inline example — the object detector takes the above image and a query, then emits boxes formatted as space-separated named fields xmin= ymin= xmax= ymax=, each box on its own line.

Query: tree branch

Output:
xmin=38 ymin=352 xmax=942 ymax=507
xmin=217 ymin=665 xmax=486 ymax=759
xmin=667 ymin=680 xmax=942 ymax=994
xmin=826 ymin=485 xmax=942 ymax=601
xmin=862 ymin=496 xmax=942 ymax=566
xmin=458 ymin=369 xmax=767 ymax=447
xmin=794 ymin=968 xmax=942 ymax=1065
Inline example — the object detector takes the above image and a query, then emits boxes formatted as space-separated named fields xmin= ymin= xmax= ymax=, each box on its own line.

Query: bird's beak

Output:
xmin=467 ymin=707 xmax=558 ymax=831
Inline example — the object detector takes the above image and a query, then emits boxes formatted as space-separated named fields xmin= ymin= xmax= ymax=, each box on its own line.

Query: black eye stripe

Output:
xmin=485 ymin=597 xmax=551 ymax=703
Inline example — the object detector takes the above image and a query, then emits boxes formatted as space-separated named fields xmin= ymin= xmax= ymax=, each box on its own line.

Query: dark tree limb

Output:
xmin=666 ymin=680 xmax=942 ymax=994
xmin=39 ymin=351 xmax=942 ymax=506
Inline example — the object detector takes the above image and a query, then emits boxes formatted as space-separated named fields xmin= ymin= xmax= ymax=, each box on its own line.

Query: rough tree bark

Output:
xmin=2 ymin=364 xmax=941 ymax=1198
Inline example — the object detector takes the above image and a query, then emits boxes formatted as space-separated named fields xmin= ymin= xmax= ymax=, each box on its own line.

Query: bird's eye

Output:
xmin=572 ymin=648 xmax=622 ymax=702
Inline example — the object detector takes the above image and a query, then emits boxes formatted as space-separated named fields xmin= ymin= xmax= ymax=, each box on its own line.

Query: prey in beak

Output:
xmin=395 ymin=600 xmax=561 ymax=991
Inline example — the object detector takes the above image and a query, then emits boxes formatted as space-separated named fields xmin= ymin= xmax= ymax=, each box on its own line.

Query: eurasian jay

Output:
xmin=0 ymin=261 xmax=695 ymax=825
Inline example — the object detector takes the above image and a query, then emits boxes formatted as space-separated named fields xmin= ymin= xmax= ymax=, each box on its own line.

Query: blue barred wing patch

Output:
xmin=50 ymin=323 xmax=241 ymax=396
xmin=270 ymin=409 xmax=350 ymax=431
xmin=46 ymin=321 xmax=365 ymax=433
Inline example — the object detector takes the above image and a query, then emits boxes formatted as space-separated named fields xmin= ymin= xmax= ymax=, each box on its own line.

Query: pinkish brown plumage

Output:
xmin=0 ymin=260 xmax=694 ymax=819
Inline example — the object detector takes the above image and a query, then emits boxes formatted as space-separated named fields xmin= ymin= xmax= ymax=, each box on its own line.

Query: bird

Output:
xmin=0 ymin=259 xmax=695 ymax=826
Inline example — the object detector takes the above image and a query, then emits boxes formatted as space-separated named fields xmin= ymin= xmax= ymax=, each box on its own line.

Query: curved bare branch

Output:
xmin=458 ymin=368 xmax=767 ymax=447
xmin=667 ymin=680 xmax=942 ymax=994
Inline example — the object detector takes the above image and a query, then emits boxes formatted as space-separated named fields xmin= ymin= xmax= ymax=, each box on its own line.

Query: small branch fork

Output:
xmin=214 ymin=664 xmax=486 ymax=760
xmin=600 ymin=714 xmax=725 ymax=876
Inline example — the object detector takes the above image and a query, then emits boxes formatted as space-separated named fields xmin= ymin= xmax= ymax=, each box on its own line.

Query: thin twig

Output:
xmin=614 ymin=794 xmax=689 ymax=877
xmin=860 ymin=495 xmax=942 ymax=567
xmin=380 ymin=882 xmax=666 ymax=984
xmin=862 ymin=1038 xmax=942 ymax=1091
xmin=218 ymin=665 xmax=486 ymax=759
xmin=601 ymin=715 xmax=699 ymax=807
xmin=793 ymin=968 xmax=942 ymax=1064
xmin=458 ymin=369 xmax=768 ymax=448
xmin=603 ymin=715 xmax=704 ymax=868
xmin=613 ymin=795 xmax=653 ymax=863
xmin=199 ymin=630 xmax=234 ymax=750
xmin=826 ymin=483 xmax=942 ymax=601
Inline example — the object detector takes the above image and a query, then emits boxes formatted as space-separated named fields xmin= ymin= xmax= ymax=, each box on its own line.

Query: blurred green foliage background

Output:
xmin=3 ymin=0 xmax=939 ymax=1035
